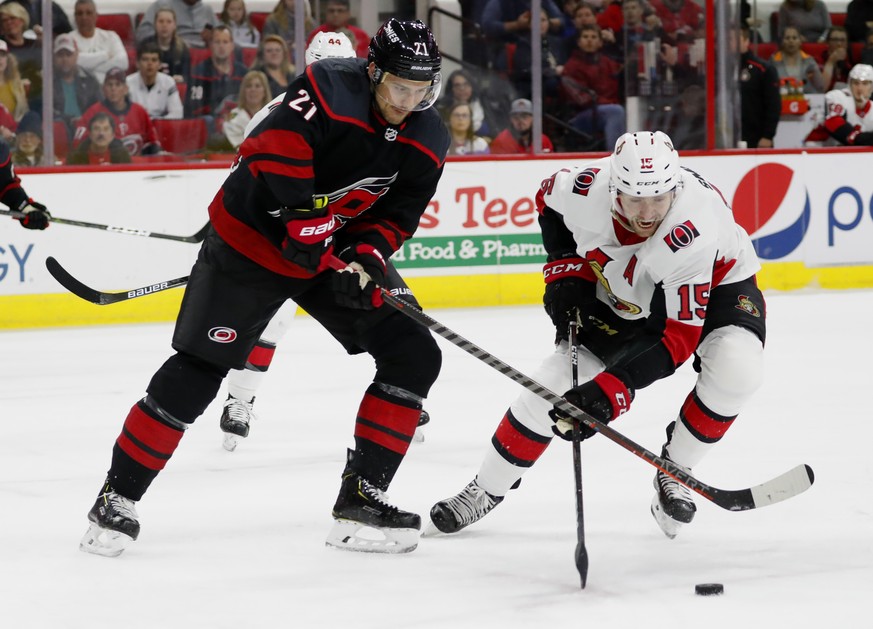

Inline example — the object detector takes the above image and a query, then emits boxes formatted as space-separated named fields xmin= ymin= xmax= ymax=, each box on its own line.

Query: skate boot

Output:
xmin=220 ymin=394 xmax=255 ymax=452
xmin=79 ymin=481 xmax=140 ymax=557
xmin=426 ymin=478 xmax=504 ymax=535
xmin=325 ymin=469 xmax=421 ymax=554
xmin=412 ymin=409 xmax=430 ymax=443
xmin=650 ymin=450 xmax=697 ymax=539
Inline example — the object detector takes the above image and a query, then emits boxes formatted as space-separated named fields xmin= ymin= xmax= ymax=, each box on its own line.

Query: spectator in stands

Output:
xmin=560 ymin=24 xmax=625 ymax=150
xmin=739 ymin=25 xmax=781 ymax=148
xmin=11 ymin=109 xmax=42 ymax=165
xmin=648 ymin=0 xmax=704 ymax=44
xmin=508 ymin=10 xmax=563 ymax=99
xmin=251 ymin=34 xmax=293 ymax=97
xmin=70 ymin=0 xmax=128 ymax=83
xmin=778 ymin=0 xmax=830 ymax=43
xmin=185 ymin=24 xmax=247 ymax=118
xmin=570 ymin=2 xmax=617 ymax=59
xmin=127 ymin=42 xmax=183 ymax=120
xmin=308 ymin=0 xmax=368 ymax=58
xmin=0 ymin=99 xmax=14 ymax=142
xmin=0 ymin=39 xmax=27 ymax=121
xmin=262 ymin=0 xmax=313 ymax=60
xmin=220 ymin=69 xmax=271 ymax=149
xmin=863 ymin=28 xmax=873 ymax=65
xmin=67 ymin=111 xmax=131 ymax=164
xmin=136 ymin=0 xmax=218 ymax=49
xmin=805 ymin=63 xmax=873 ymax=145
xmin=770 ymin=25 xmax=824 ymax=93
xmin=819 ymin=26 xmax=855 ymax=91
xmin=0 ymin=0 xmax=71 ymax=38
xmin=141 ymin=6 xmax=191 ymax=83
xmin=52 ymin=33 xmax=101 ymax=128
xmin=74 ymin=67 xmax=161 ymax=156
xmin=220 ymin=0 xmax=260 ymax=49
xmin=481 ymin=0 xmax=564 ymax=44
xmin=444 ymin=101 xmax=490 ymax=156
xmin=596 ymin=0 xmax=624 ymax=34
xmin=741 ymin=0 xmax=765 ymax=44
xmin=0 ymin=2 xmax=41 ymax=105
xmin=489 ymin=97 xmax=554 ymax=153
xmin=438 ymin=69 xmax=496 ymax=138
xmin=847 ymin=0 xmax=873 ymax=44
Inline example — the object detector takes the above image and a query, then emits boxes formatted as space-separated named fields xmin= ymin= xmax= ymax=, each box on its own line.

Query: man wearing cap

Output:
xmin=70 ymin=0 xmax=128 ymax=84
xmin=52 ymin=32 xmax=102 ymax=129
xmin=73 ymin=67 xmax=161 ymax=156
xmin=489 ymin=98 xmax=554 ymax=154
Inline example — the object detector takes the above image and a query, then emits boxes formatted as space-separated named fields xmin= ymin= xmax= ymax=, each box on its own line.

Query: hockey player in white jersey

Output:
xmin=805 ymin=63 xmax=873 ymax=146
xmin=219 ymin=30 xmax=429 ymax=451
xmin=429 ymin=131 xmax=766 ymax=539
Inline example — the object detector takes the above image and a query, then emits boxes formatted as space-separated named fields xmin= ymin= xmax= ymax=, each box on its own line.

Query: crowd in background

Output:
xmin=2 ymin=0 xmax=873 ymax=166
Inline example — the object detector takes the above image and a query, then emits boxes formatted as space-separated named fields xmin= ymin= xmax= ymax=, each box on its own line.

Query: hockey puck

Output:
xmin=695 ymin=583 xmax=724 ymax=596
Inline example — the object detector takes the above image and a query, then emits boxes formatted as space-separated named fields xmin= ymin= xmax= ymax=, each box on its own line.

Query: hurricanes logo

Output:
xmin=325 ymin=174 xmax=398 ymax=224
xmin=735 ymin=295 xmax=761 ymax=317
xmin=208 ymin=327 xmax=238 ymax=343
xmin=384 ymin=128 xmax=398 ymax=141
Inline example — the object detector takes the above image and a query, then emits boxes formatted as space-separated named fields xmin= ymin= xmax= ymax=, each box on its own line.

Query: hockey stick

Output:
xmin=569 ymin=320 xmax=588 ymax=589
xmin=45 ymin=257 xmax=189 ymax=305
xmin=2 ymin=209 xmax=209 ymax=243
xmin=569 ymin=318 xmax=588 ymax=590
xmin=47 ymin=255 xmax=816 ymax=513
xmin=324 ymin=258 xmax=814 ymax=513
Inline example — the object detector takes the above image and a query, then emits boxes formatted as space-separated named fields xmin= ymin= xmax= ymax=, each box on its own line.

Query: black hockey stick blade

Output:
xmin=569 ymin=324 xmax=588 ymax=589
xmin=45 ymin=256 xmax=189 ymax=305
xmin=345 ymin=266 xmax=814 ymax=512
xmin=1 ymin=209 xmax=209 ymax=243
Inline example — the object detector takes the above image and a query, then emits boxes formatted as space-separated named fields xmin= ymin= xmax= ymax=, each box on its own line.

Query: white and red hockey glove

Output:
xmin=279 ymin=195 xmax=335 ymax=274
xmin=332 ymin=243 xmax=387 ymax=310
xmin=549 ymin=370 xmax=634 ymax=441
xmin=542 ymin=255 xmax=595 ymax=341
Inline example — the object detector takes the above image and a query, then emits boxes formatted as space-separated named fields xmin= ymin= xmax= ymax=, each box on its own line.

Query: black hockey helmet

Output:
xmin=368 ymin=19 xmax=442 ymax=109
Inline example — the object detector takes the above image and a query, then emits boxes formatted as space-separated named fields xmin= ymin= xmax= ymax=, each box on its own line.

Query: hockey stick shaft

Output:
xmin=2 ymin=209 xmax=209 ymax=243
xmin=45 ymin=256 xmax=189 ymax=305
xmin=326 ymin=258 xmax=814 ymax=512
xmin=569 ymin=322 xmax=589 ymax=589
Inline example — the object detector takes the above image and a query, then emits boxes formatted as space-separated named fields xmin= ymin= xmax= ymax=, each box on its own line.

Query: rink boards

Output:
xmin=2 ymin=150 xmax=873 ymax=328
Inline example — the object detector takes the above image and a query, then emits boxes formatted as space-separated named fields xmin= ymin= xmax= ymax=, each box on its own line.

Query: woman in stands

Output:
xmin=262 ymin=0 xmax=313 ymax=60
xmin=220 ymin=0 xmax=260 ymax=50
xmin=221 ymin=70 xmax=271 ymax=149
xmin=771 ymin=25 xmax=825 ymax=93
xmin=0 ymin=40 xmax=28 ymax=122
xmin=143 ymin=6 xmax=191 ymax=84
xmin=252 ymin=34 xmax=294 ymax=97
xmin=443 ymin=101 xmax=490 ymax=156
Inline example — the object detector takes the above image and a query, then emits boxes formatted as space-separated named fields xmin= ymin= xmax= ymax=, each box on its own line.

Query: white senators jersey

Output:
xmin=538 ymin=157 xmax=761 ymax=336
xmin=825 ymin=88 xmax=873 ymax=132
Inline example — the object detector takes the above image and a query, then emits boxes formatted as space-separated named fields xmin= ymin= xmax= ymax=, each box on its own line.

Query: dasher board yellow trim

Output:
xmin=3 ymin=262 xmax=872 ymax=329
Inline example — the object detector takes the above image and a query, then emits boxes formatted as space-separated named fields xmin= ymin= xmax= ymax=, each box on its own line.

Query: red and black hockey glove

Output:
xmin=543 ymin=255 xmax=595 ymax=341
xmin=17 ymin=199 xmax=51 ymax=230
xmin=279 ymin=195 xmax=335 ymax=274
xmin=548 ymin=370 xmax=634 ymax=441
xmin=332 ymin=244 xmax=387 ymax=310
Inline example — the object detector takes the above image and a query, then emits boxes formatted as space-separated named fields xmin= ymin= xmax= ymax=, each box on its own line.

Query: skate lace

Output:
xmin=224 ymin=397 xmax=254 ymax=424
xmin=104 ymin=492 xmax=138 ymax=520
xmin=360 ymin=479 xmax=397 ymax=512
xmin=445 ymin=481 xmax=498 ymax=526
xmin=657 ymin=471 xmax=694 ymax=504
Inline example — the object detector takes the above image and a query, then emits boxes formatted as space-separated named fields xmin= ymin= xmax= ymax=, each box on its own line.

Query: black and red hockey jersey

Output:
xmin=208 ymin=57 xmax=450 ymax=278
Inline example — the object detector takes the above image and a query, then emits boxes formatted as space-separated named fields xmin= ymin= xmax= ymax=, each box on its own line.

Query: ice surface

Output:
xmin=1 ymin=290 xmax=870 ymax=628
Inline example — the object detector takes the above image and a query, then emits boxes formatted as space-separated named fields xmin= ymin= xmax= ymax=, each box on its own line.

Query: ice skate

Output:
xmin=220 ymin=394 xmax=255 ymax=451
xmin=326 ymin=470 xmax=421 ymax=554
xmin=79 ymin=482 xmax=140 ymax=557
xmin=650 ymin=452 xmax=697 ymax=539
xmin=412 ymin=409 xmax=430 ymax=443
xmin=426 ymin=478 xmax=504 ymax=535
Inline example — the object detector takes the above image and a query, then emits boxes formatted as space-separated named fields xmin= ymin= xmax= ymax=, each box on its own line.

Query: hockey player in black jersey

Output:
xmin=80 ymin=19 xmax=451 ymax=557
xmin=0 ymin=140 xmax=51 ymax=230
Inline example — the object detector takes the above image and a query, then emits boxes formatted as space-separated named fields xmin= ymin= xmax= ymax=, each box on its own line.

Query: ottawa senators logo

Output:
xmin=571 ymin=167 xmax=600 ymax=196
xmin=664 ymin=220 xmax=700 ymax=252
xmin=735 ymin=295 xmax=761 ymax=317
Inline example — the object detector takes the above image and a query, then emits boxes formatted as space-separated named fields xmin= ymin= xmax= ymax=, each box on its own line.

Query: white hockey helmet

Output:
xmin=609 ymin=131 xmax=682 ymax=231
xmin=848 ymin=63 xmax=873 ymax=83
xmin=305 ymin=31 xmax=355 ymax=66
